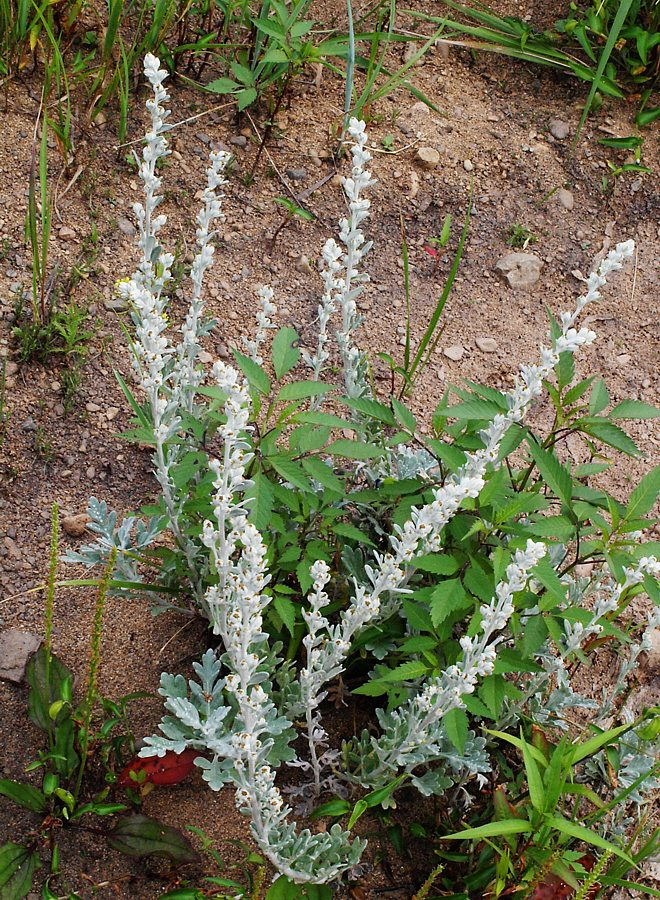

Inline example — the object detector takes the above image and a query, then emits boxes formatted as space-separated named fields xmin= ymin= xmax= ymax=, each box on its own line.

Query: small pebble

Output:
xmin=549 ymin=119 xmax=570 ymax=140
xmin=58 ymin=226 xmax=76 ymax=240
xmin=117 ymin=217 xmax=136 ymax=237
xmin=286 ymin=169 xmax=307 ymax=181
xmin=475 ymin=336 xmax=498 ymax=353
xmin=443 ymin=345 xmax=464 ymax=361
xmin=62 ymin=514 xmax=89 ymax=538
xmin=557 ymin=188 xmax=574 ymax=210
xmin=416 ymin=147 xmax=440 ymax=171
xmin=229 ymin=135 xmax=247 ymax=148
xmin=106 ymin=407 xmax=120 ymax=421
xmin=463 ymin=159 xmax=474 ymax=172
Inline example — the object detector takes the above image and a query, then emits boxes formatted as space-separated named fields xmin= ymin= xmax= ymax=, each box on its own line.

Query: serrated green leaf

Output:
xmin=302 ymin=457 xmax=344 ymax=495
xmin=402 ymin=600 xmax=434 ymax=633
xmin=589 ymin=377 xmax=610 ymax=415
xmin=444 ymin=708 xmax=469 ymax=754
xmin=625 ymin=466 xmax=660 ymax=521
xmin=378 ymin=660 xmax=429 ymax=682
xmin=610 ymin=400 xmax=660 ymax=420
xmin=342 ymin=397 xmax=396 ymax=425
xmin=272 ymin=327 xmax=300 ymax=380
xmin=268 ymin=456 xmax=313 ymax=493
xmin=277 ymin=381 xmax=334 ymax=401
xmin=430 ymin=579 xmax=469 ymax=627
xmin=331 ymin=522 xmax=375 ymax=547
xmin=479 ymin=674 xmax=505 ymax=717
xmin=583 ymin=420 xmax=640 ymax=457
xmin=391 ymin=397 xmax=416 ymax=432
xmin=245 ymin=471 xmax=274 ymax=532
xmin=232 ymin=350 xmax=270 ymax=395
xmin=449 ymin=398 xmax=504 ymax=420
xmin=325 ymin=439 xmax=384 ymax=460
xmin=414 ymin=554 xmax=460 ymax=575
xmin=205 ymin=77 xmax=240 ymax=94
xmin=527 ymin=440 xmax=573 ymax=510
xmin=272 ymin=595 xmax=296 ymax=636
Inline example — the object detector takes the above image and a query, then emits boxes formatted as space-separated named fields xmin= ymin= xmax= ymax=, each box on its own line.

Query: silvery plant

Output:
xmin=67 ymin=55 xmax=659 ymax=885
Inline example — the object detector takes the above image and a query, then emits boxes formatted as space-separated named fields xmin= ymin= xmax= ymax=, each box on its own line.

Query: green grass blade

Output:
xmin=575 ymin=0 xmax=634 ymax=140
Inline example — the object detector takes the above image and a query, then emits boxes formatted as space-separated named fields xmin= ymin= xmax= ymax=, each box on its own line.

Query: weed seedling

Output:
xmin=506 ymin=223 xmax=537 ymax=249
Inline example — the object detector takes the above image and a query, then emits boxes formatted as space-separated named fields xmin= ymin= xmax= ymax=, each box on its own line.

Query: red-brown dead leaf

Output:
xmin=118 ymin=749 xmax=198 ymax=788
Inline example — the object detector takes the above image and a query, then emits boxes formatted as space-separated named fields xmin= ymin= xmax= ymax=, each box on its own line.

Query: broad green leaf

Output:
xmin=342 ymin=397 xmax=396 ymax=425
xmin=0 ymin=843 xmax=41 ymax=898
xmin=332 ymin=522 xmax=375 ymax=547
xmin=521 ymin=735 xmax=544 ymax=812
xmin=556 ymin=350 xmax=575 ymax=392
xmin=277 ymin=381 xmax=334 ymax=401
xmin=625 ymin=466 xmax=660 ymax=520
xmin=0 ymin=780 xmax=46 ymax=813
xmin=268 ymin=456 xmax=313 ymax=493
xmin=272 ymin=595 xmax=296 ymax=636
xmin=583 ymin=420 xmax=640 ymax=456
xmin=237 ymin=87 xmax=258 ymax=110
xmin=589 ymin=377 xmax=610 ymax=415
xmin=378 ymin=660 xmax=429 ymax=682
xmin=430 ymin=579 xmax=470 ymax=627
xmin=310 ymin=799 xmax=351 ymax=819
xmin=546 ymin=816 xmax=634 ymax=865
xmin=325 ymin=439 xmax=384 ymax=460
xmin=26 ymin=647 xmax=73 ymax=732
xmin=527 ymin=440 xmax=573 ymax=509
xmin=414 ymin=554 xmax=460 ymax=575
xmin=609 ymin=400 xmax=660 ymax=420
xmin=302 ymin=457 xmax=344 ymax=495
xmin=109 ymin=815 xmax=200 ymax=863
xmin=443 ymin=819 xmax=532 ymax=840
xmin=444 ymin=707 xmax=469 ymax=754
xmin=205 ymin=77 xmax=240 ymax=94
xmin=479 ymin=674 xmax=506 ymax=718
xmin=245 ymin=471 xmax=274 ymax=532
xmin=232 ymin=350 xmax=270 ymax=395
xmin=569 ymin=722 xmax=632 ymax=764
xmin=391 ymin=397 xmax=416 ymax=432
xmin=449 ymin=398 xmax=504 ymax=420
xmin=402 ymin=600 xmax=434 ymax=633
xmin=272 ymin=327 xmax=300 ymax=380
xmin=265 ymin=877 xmax=333 ymax=899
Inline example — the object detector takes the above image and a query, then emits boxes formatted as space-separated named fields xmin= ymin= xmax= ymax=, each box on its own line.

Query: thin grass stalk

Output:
xmin=44 ymin=502 xmax=59 ymax=748
xmin=404 ymin=195 xmax=471 ymax=392
xmin=73 ymin=546 xmax=117 ymax=802
xmin=400 ymin=214 xmax=411 ymax=373
xmin=343 ymin=0 xmax=355 ymax=136
xmin=575 ymin=0 xmax=635 ymax=141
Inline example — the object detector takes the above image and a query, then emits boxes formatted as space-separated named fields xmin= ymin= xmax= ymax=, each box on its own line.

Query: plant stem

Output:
xmin=74 ymin=547 xmax=116 ymax=803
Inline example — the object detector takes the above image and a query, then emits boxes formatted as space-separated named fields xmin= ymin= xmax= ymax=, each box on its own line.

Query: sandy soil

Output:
xmin=0 ymin=0 xmax=658 ymax=895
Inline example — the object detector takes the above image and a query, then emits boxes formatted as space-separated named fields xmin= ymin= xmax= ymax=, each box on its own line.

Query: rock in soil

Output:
xmin=62 ymin=513 xmax=89 ymax=537
xmin=495 ymin=252 xmax=543 ymax=290
xmin=475 ymin=336 xmax=498 ymax=353
xmin=416 ymin=147 xmax=440 ymax=171
xmin=0 ymin=629 xmax=41 ymax=683
xmin=557 ymin=188 xmax=574 ymax=210
xmin=549 ymin=118 xmax=570 ymax=140
xmin=443 ymin=345 xmax=464 ymax=361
